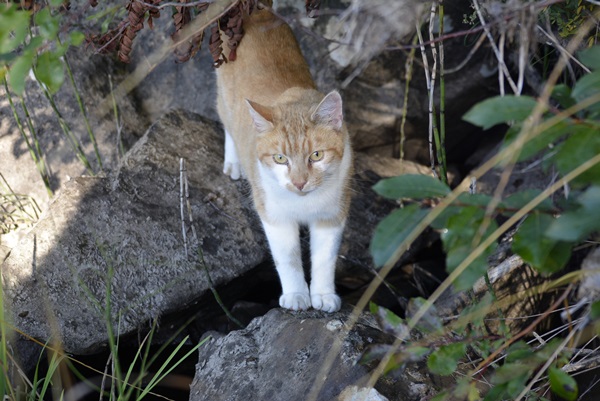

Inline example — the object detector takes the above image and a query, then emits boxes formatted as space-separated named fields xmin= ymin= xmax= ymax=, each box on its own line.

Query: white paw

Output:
xmin=280 ymin=292 xmax=311 ymax=311
xmin=311 ymin=293 xmax=341 ymax=313
xmin=223 ymin=161 xmax=241 ymax=180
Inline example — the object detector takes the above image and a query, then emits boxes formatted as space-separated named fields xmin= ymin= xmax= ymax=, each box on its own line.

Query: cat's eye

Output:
xmin=309 ymin=150 xmax=324 ymax=162
xmin=273 ymin=154 xmax=288 ymax=164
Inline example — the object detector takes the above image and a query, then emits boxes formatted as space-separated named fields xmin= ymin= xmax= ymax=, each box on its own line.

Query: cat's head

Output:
xmin=247 ymin=91 xmax=348 ymax=196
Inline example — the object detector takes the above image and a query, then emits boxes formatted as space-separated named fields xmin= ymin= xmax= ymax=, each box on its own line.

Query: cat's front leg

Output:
xmin=223 ymin=129 xmax=242 ymax=180
xmin=309 ymin=220 xmax=344 ymax=312
xmin=262 ymin=219 xmax=310 ymax=310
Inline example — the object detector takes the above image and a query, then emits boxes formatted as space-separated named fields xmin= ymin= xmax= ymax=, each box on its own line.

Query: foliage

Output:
xmin=1 ymin=1 xmax=84 ymax=96
xmin=368 ymin=44 xmax=600 ymax=400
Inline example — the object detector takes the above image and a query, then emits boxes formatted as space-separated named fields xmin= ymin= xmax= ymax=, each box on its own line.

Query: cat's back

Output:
xmin=216 ymin=4 xmax=316 ymax=107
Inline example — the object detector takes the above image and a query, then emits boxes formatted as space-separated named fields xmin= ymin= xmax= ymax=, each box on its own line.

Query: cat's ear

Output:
xmin=311 ymin=91 xmax=343 ymax=131
xmin=246 ymin=99 xmax=274 ymax=134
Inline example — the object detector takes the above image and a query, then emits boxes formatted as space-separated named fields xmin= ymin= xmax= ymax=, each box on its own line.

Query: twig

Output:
xmin=180 ymin=159 xmax=188 ymax=257
xmin=196 ymin=246 xmax=244 ymax=328
xmin=136 ymin=0 xmax=210 ymax=9
xmin=471 ymin=0 xmax=519 ymax=94
xmin=415 ymin=20 xmax=437 ymax=178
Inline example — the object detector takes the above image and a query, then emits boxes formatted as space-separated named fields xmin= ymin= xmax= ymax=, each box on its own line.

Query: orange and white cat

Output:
xmin=216 ymin=1 xmax=353 ymax=312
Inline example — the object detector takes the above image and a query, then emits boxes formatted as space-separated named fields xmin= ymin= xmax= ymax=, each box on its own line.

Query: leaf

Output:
xmin=373 ymin=174 xmax=450 ymax=200
xmin=69 ymin=31 xmax=86 ymax=47
xmin=427 ymin=342 xmax=466 ymax=376
xmin=578 ymin=45 xmax=600 ymax=70
xmin=0 ymin=5 xmax=30 ymax=54
xmin=34 ymin=8 xmax=60 ymax=39
xmin=571 ymin=70 xmax=600 ymax=114
xmin=8 ymin=53 xmax=34 ymax=96
xmin=34 ymin=51 xmax=64 ymax=94
xmin=463 ymin=95 xmax=538 ymax=130
xmin=432 ymin=193 xmax=493 ymax=229
xmin=553 ymin=128 xmax=600 ymax=186
xmin=406 ymin=297 xmax=442 ymax=333
xmin=370 ymin=204 xmax=428 ymax=268
xmin=441 ymin=206 xmax=498 ymax=290
xmin=369 ymin=303 xmax=409 ymax=339
xmin=512 ymin=213 xmax=572 ymax=274
xmin=552 ymin=84 xmax=576 ymax=109
xmin=591 ymin=300 xmax=600 ymax=320
xmin=549 ymin=367 xmax=578 ymax=401
xmin=501 ymin=189 xmax=555 ymax=213
xmin=502 ymin=119 xmax=573 ymax=162
xmin=546 ymin=186 xmax=600 ymax=241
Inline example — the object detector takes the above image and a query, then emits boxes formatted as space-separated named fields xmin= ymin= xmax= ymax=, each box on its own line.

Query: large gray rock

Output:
xmin=2 ymin=109 xmax=266 ymax=354
xmin=191 ymin=308 xmax=437 ymax=401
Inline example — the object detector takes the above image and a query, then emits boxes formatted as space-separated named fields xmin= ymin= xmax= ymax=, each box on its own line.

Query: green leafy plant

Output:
xmin=367 ymin=44 xmax=600 ymax=400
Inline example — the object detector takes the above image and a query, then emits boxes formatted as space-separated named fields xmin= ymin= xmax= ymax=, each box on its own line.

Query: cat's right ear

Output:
xmin=246 ymin=99 xmax=274 ymax=134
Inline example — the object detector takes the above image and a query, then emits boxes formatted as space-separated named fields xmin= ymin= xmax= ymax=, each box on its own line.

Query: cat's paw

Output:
xmin=279 ymin=293 xmax=311 ymax=311
xmin=311 ymin=293 xmax=341 ymax=313
xmin=223 ymin=161 xmax=241 ymax=180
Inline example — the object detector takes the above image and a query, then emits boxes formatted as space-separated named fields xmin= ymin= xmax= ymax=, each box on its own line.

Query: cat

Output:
xmin=215 ymin=0 xmax=353 ymax=312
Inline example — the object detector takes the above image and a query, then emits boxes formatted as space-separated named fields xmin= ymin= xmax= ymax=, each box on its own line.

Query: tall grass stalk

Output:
xmin=108 ymin=75 xmax=126 ymax=159
xmin=33 ymin=72 xmax=94 ymax=175
xmin=3 ymin=78 xmax=53 ymax=196
xmin=396 ymin=35 xmax=417 ymax=163
xmin=63 ymin=52 xmax=103 ymax=172
xmin=436 ymin=1 xmax=448 ymax=184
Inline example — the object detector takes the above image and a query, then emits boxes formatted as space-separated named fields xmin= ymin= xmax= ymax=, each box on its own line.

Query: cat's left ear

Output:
xmin=246 ymin=99 xmax=274 ymax=134
xmin=311 ymin=91 xmax=343 ymax=131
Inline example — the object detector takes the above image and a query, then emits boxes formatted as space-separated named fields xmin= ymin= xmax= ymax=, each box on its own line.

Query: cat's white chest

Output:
xmin=258 ymin=166 xmax=342 ymax=224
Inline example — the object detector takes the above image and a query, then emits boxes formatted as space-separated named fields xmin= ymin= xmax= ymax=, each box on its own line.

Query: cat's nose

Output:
xmin=293 ymin=180 xmax=307 ymax=191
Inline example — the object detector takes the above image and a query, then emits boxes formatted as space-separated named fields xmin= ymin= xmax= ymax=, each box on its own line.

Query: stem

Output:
xmin=63 ymin=51 xmax=103 ymax=171
xmin=35 ymin=76 xmax=94 ymax=175
xmin=437 ymin=0 xmax=448 ymax=185
xmin=397 ymin=35 xmax=417 ymax=162
xmin=3 ymin=78 xmax=53 ymax=196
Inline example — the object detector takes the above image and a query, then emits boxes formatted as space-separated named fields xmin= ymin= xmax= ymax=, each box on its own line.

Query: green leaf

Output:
xmin=8 ymin=53 xmax=34 ymax=96
xmin=34 ymin=51 xmax=64 ymax=94
xmin=546 ymin=186 xmax=600 ymax=241
xmin=503 ymin=119 xmax=574 ymax=162
xmin=373 ymin=174 xmax=450 ymax=200
xmin=34 ymin=8 xmax=60 ymax=39
xmin=591 ymin=300 xmax=600 ymax=320
xmin=370 ymin=204 xmax=428 ymax=268
xmin=552 ymin=84 xmax=576 ymax=109
xmin=369 ymin=303 xmax=409 ymax=339
xmin=549 ymin=367 xmax=578 ymax=401
xmin=578 ymin=45 xmax=600 ymax=70
xmin=69 ymin=31 xmax=86 ymax=47
xmin=0 ymin=5 xmax=30 ymax=54
xmin=432 ymin=193 xmax=493 ymax=229
xmin=571 ymin=70 xmax=600 ymax=114
xmin=512 ymin=213 xmax=572 ymax=274
xmin=427 ymin=342 xmax=466 ymax=375
xmin=406 ymin=297 xmax=442 ymax=333
xmin=49 ymin=0 xmax=65 ymax=6
xmin=501 ymin=189 xmax=555 ymax=213
xmin=553 ymin=128 xmax=600 ymax=187
xmin=463 ymin=95 xmax=538 ymax=130
xmin=441 ymin=206 xmax=497 ymax=290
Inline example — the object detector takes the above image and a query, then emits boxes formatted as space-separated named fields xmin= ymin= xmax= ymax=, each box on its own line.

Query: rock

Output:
xmin=190 ymin=308 xmax=437 ymax=401
xmin=1 ymin=109 xmax=266 ymax=354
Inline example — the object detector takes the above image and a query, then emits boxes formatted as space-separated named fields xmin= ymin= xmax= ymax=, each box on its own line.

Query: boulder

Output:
xmin=191 ymin=307 xmax=437 ymax=401
xmin=1 ymin=109 xmax=266 ymax=354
